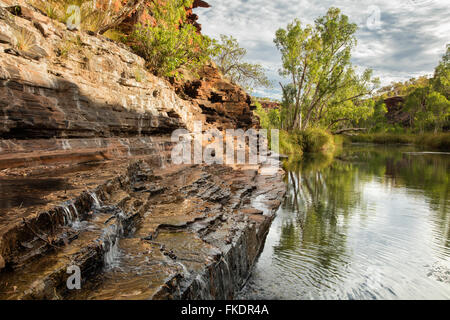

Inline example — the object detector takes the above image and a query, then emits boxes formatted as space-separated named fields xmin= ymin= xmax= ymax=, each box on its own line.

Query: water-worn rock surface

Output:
xmin=0 ymin=159 xmax=285 ymax=299
xmin=0 ymin=1 xmax=286 ymax=299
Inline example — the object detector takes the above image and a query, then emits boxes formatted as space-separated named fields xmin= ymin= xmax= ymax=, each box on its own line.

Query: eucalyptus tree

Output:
xmin=274 ymin=8 xmax=379 ymax=131
xmin=432 ymin=44 xmax=449 ymax=99
xmin=213 ymin=35 xmax=271 ymax=91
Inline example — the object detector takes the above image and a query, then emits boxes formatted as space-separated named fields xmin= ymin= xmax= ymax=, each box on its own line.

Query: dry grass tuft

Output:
xmin=29 ymin=0 xmax=117 ymax=32
xmin=13 ymin=28 xmax=35 ymax=51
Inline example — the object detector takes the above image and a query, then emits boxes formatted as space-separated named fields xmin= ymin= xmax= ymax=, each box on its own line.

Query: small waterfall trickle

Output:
xmin=70 ymin=203 xmax=78 ymax=217
xmin=154 ymin=141 xmax=167 ymax=169
xmin=102 ymin=223 xmax=123 ymax=269
xmin=195 ymin=274 xmax=212 ymax=300
xmin=88 ymin=196 xmax=127 ymax=269
xmin=221 ymin=257 xmax=232 ymax=295
xmin=61 ymin=202 xmax=80 ymax=227
xmin=89 ymin=192 xmax=101 ymax=209
xmin=176 ymin=262 xmax=191 ymax=278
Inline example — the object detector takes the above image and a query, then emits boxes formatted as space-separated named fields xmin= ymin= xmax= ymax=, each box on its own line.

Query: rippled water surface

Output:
xmin=240 ymin=144 xmax=450 ymax=300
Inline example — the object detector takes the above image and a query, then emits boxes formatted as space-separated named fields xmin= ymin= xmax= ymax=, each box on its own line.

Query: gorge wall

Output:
xmin=0 ymin=0 xmax=255 ymax=169
xmin=0 ymin=1 xmax=285 ymax=300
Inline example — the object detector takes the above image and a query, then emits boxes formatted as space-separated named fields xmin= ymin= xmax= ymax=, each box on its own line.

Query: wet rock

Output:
xmin=0 ymin=1 xmax=285 ymax=301
xmin=240 ymin=208 xmax=264 ymax=215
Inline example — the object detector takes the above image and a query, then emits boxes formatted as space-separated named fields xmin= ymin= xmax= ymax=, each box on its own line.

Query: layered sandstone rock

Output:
xmin=0 ymin=4 xmax=203 ymax=138
xmin=0 ymin=2 xmax=255 ymax=168
xmin=0 ymin=1 xmax=284 ymax=300
xmin=172 ymin=64 xmax=258 ymax=131
xmin=0 ymin=158 xmax=285 ymax=300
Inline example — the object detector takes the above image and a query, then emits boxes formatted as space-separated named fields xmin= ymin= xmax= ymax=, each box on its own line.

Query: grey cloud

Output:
xmin=197 ymin=0 xmax=449 ymax=97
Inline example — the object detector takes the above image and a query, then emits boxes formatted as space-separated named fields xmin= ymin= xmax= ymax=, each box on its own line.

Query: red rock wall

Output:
xmin=0 ymin=2 xmax=256 ymax=169
xmin=172 ymin=64 xmax=258 ymax=131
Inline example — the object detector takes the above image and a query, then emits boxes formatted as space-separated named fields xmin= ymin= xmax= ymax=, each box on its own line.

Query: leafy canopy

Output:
xmin=274 ymin=8 xmax=379 ymax=131
xmin=213 ymin=35 xmax=271 ymax=91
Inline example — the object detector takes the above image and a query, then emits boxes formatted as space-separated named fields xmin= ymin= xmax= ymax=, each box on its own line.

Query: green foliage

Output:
xmin=362 ymin=43 xmax=449 ymax=134
xmin=432 ymin=44 xmax=450 ymax=99
xmin=127 ymin=0 xmax=215 ymax=78
xmin=301 ymin=128 xmax=334 ymax=153
xmin=278 ymin=129 xmax=334 ymax=156
xmin=348 ymin=133 xmax=415 ymax=144
xmin=213 ymin=35 xmax=271 ymax=91
xmin=364 ymin=99 xmax=388 ymax=132
xmin=415 ymin=132 xmax=450 ymax=150
xmin=274 ymin=8 xmax=379 ymax=131
xmin=279 ymin=130 xmax=303 ymax=156
xmin=403 ymin=80 xmax=449 ymax=133
xmin=254 ymin=101 xmax=280 ymax=129
xmin=376 ymin=76 xmax=430 ymax=97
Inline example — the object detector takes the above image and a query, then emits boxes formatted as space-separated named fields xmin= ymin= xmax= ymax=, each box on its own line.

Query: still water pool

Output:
xmin=239 ymin=144 xmax=450 ymax=300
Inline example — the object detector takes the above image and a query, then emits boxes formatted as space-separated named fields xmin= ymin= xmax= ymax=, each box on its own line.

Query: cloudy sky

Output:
xmin=197 ymin=0 xmax=449 ymax=99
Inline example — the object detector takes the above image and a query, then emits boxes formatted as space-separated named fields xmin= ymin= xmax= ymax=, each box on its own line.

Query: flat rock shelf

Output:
xmin=0 ymin=157 xmax=285 ymax=300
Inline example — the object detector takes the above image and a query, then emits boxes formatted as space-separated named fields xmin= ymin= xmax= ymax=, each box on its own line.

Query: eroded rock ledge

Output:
xmin=0 ymin=1 xmax=286 ymax=300
xmin=0 ymin=158 xmax=285 ymax=300
xmin=0 ymin=1 xmax=255 ymax=168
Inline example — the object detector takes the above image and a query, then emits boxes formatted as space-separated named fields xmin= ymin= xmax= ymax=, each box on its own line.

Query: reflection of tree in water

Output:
xmin=273 ymin=145 xmax=450 ymax=292
xmin=273 ymin=153 xmax=366 ymax=289
xmin=341 ymin=145 xmax=449 ymax=248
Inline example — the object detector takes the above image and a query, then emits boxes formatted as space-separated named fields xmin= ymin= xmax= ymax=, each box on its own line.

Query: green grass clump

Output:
xmin=279 ymin=130 xmax=303 ymax=156
xmin=30 ymin=0 xmax=115 ymax=33
xmin=415 ymin=132 xmax=450 ymax=150
xmin=301 ymin=128 xmax=334 ymax=153
xmin=348 ymin=133 xmax=415 ymax=144
xmin=278 ymin=128 xmax=335 ymax=156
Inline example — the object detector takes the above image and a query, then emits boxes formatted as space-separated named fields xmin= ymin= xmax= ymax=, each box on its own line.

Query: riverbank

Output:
xmin=344 ymin=132 xmax=450 ymax=150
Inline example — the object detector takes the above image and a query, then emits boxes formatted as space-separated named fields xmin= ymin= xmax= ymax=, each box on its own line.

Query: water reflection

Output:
xmin=239 ymin=144 xmax=450 ymax=300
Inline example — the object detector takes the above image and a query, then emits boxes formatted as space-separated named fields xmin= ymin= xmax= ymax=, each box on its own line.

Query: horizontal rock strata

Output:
xmin=0 ymin=159 xmax=285 ymax=300
xmin=0 ymin=1 xmax=286 ymax=300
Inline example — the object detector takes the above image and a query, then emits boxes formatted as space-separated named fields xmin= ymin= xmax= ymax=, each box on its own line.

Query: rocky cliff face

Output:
xmin=172 ymin=64 xmax=258 ymax=131
xmin=0 ymin=1 xmax=255 ymax=168
xmin=0 ymin=1 xmax=283 ymax=300
xmin=384 ymin=96 xmax=411 ymax=126
xmin=113 ymin=0 xmax=211 ymax=34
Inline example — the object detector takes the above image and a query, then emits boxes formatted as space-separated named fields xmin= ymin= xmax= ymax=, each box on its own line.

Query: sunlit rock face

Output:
xmin=0 ymin=1 xmax=254 ymax=166
xmin=106 ymin=0 xmax=211 ymax=34
xmin=171 ymin=64 xmax=258 ymax=131
xmin=0 ymin=4 xmax=203 ymax=137
xmin=0 ymin=1 xmax=284 ymax=300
